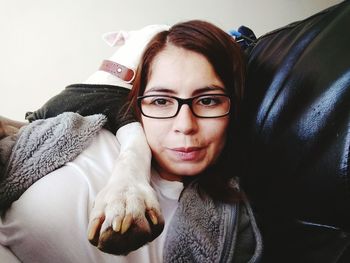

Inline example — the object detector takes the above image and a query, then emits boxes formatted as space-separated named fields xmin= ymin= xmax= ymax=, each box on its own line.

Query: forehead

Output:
xmin=145 ymin=45 xmax=224 ymax=96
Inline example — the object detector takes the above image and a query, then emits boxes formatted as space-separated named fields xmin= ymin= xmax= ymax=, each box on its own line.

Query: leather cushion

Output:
xmin=240 ymin=1 xmax=350 ymax=230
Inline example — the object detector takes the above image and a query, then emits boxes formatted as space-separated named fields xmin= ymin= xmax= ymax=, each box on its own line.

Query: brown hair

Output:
xmin=127 ymin=20 xmax=245 ymax=202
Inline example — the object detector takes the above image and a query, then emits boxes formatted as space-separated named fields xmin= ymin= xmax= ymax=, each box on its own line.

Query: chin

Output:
xmin=172 ymin=164 xmax=207 ymax=177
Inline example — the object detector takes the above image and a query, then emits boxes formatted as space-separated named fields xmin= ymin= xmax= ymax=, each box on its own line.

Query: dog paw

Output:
xmin=87 ymin=179 xmax=164 ymax=255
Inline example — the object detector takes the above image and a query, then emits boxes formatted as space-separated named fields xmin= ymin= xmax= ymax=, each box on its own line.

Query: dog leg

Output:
xmin=87 ymin=122 xmax=164 ymax=255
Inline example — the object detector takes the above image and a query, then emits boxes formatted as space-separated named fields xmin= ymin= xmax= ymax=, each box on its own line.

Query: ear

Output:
xmin=102 ymin=31 xmax=129 ymax=47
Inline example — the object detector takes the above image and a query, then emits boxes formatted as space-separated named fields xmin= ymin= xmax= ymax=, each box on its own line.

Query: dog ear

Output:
xmin=102 ymin=31 xmax=129 ymax=47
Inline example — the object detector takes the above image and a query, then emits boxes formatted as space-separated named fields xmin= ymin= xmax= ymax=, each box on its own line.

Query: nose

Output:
xmin=172 ymin=104 xmax=198 ymax=134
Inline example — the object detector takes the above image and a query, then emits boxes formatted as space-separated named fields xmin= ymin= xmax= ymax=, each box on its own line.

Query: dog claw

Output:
xmin=147 ymin=209 xmax=158 ymax=225
xmin=121 ymin=214 xmax=133 ymax=234
xmin=88 ymin=217 xmax=104 ymax=242
xmin=112 ymin=217 xmax=122 ymax=233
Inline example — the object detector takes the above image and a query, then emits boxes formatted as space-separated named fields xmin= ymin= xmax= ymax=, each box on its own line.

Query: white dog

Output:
xmin=84 ymin=25 xmax=170 ymax=254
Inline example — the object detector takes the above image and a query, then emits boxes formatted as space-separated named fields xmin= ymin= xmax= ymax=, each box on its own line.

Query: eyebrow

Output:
xmin=144 ymin=85 xmax=226 ymax=96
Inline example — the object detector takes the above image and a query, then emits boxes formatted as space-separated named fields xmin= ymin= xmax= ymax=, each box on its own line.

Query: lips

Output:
xmin=169 ymin=147 xmax=204 ymax=161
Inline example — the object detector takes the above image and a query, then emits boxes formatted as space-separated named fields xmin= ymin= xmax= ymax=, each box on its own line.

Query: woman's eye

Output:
xmin=151 ymin=98 xmax=173 ymax=106
xmin=154 ymin=99 xmax=166 ymax=105
xmin=198 ymin=97 xmax=219 ymax=106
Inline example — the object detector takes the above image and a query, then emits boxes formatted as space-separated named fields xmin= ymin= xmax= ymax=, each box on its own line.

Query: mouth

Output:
xmin=169 ymin=147 xmax=204 ymax=161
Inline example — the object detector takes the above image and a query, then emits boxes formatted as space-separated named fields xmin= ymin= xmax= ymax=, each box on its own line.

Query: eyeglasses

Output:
xmin=137 ymin=94 xmax=231 ymax=119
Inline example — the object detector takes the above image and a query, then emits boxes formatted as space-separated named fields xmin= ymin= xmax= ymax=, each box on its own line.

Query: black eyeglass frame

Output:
xmin=137 ymin=94 xmax=231 ymax=119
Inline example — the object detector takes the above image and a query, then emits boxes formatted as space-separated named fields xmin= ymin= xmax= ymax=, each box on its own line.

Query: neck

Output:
xmin=154 ymin=164 xmax=183 ymax=182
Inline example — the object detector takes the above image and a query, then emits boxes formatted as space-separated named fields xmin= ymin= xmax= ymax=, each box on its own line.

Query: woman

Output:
xmin=0 ymin=20 xmax=261 ymax=262
xmin=126 ymin=19 xmax=262 ymax=262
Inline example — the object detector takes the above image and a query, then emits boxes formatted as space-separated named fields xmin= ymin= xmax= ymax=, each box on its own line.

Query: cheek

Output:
xmin=141 ymin=117 xmax=165 ymax=150
xmin=142 ymin=118 xmax=154 ymax=142
xmin=206 ymin=119 xmax=229 ymax=156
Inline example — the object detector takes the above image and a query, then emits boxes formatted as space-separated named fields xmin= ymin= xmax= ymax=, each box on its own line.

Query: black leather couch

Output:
xmin=239 ymin=1 xmax=350 ymax=262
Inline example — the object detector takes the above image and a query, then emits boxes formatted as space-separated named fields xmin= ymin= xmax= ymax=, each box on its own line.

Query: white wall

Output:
xmin=0 ymin=0 xmax=342 ymax=120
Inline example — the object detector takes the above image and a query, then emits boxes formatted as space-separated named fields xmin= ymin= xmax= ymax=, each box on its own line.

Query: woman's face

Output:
xmin=141 ymin=45 xmax=230 ymax=181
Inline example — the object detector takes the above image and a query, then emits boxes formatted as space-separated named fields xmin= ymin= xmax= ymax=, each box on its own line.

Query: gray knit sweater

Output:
xmin=164 ymin=183 xmax=263 ymax=263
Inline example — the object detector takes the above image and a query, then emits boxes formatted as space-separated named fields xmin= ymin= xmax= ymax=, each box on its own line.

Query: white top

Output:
xmin=0 ymin=129 xmax=183 ymax=263
xmin=125 ymin=171 xmax=184 ymax=263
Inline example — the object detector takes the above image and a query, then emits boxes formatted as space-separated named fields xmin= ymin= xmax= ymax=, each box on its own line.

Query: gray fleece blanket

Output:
xmin=0 ymin=112 xmax=106 ymax=209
